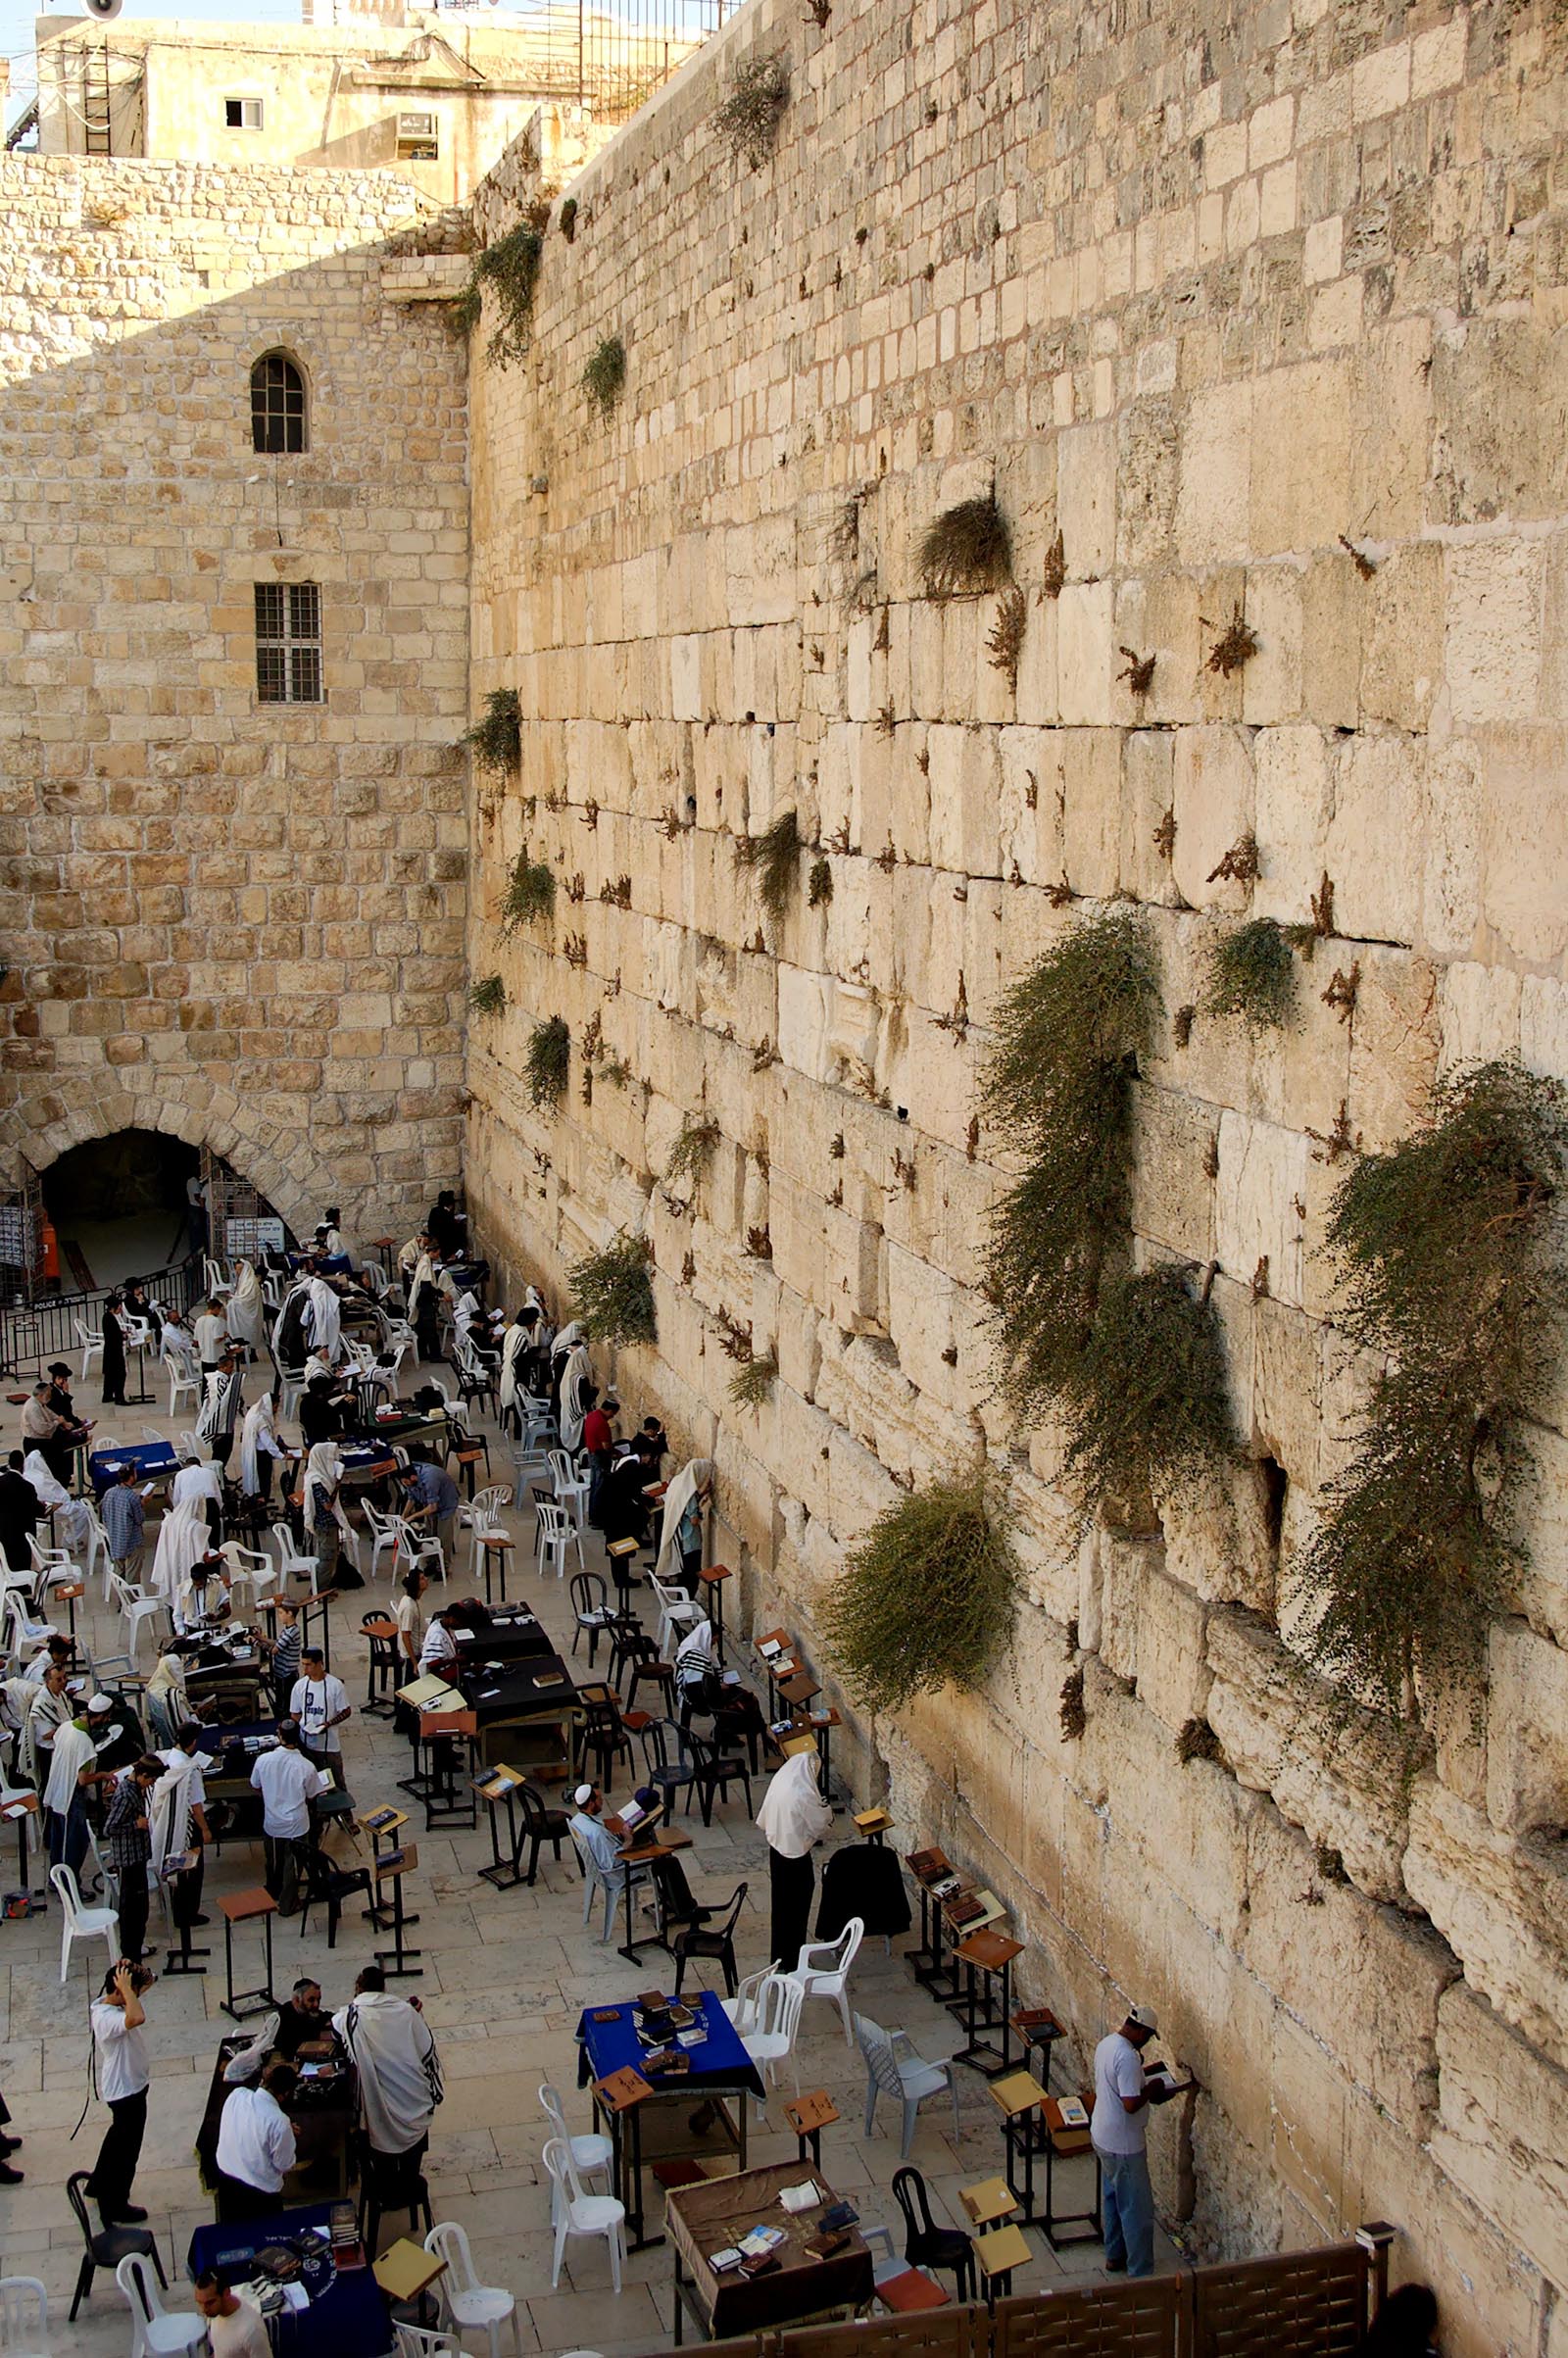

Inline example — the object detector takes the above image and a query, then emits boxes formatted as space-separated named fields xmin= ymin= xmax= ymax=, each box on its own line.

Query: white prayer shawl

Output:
xmin=305 ymin=1278 xmax=342 ymax=1361
xmin=558 ymin=1345 xmax=593 ymax=1451
xmin=150 ymin=1744 xmax=201 ymax=1874
xmin=43 ymin=1717 xmax=94 ymax=1816
xmin=173 ymin=1461 xmax=222 ymax=1508
xmin=145 ymin=1649 xmax=188 ymax=1708
xmin=756 ymin=1749 xmax=833 ymax=1860
xmin=198 ymin=1364 xmax=244 ymax=1444
xmin=673 ymin=1616 xmax=715 ymax=1698
xmin=656 ymin=1458 xmax=712 ymax=1587
xmin=240 ymin=1396 xmax=286 ymax=1496
xmin=305 ymin=1442 xmax=352 ymax=1538
xmin=161 ymin=1324 xmax=199 ymax=1373
xmin=226 ymin=1260 xmax=266 ymax=1348
xmin=24 ymin=1685 xmax=72 ymax=1788
xmin=453 ymin=1290 xmax=479 ymax=1340
xmin=173 ymin=1569 xmax=224 ymax=1635
xmin=151 ymin=1498 xmax=210 ymax=1604
xmin=498 ymin=1322 xmax=530 ymax=1415
xmin=332 ymin=1990 xmax=444 ymax=2155
xmin=22 ymin=1450 xmax=90 ymax=1548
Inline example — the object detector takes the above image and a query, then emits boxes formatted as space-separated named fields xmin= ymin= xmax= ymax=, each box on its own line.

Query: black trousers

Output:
xmin=217 ymin=2171 xmax=282 ymax=2220
xmin=171 ymin=1849 xmax=205 ymax=1929
xmin=91 ymin=2087 xmax=147 ymax=2221
xmin=768 ymin=1847 xmax=815 ymax=1972
xmin=264 ymin=1834 xmax=307 ymax=1911
xmin=117 ymin=1867 xmax=149 ymax=1963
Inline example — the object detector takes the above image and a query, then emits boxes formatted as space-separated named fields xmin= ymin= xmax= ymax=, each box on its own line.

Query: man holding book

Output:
xmin=1090 ymin=2002 xmax=1178 ymax=2278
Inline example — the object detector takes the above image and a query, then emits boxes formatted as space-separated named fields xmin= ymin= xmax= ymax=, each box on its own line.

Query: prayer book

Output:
xmin=1057 ymin=2095 xmax=1089 ymax=2128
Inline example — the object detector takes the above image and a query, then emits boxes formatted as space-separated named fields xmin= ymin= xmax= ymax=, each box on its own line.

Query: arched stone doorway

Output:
xmin=42 ymin=1128 xmax=199 ymax=1291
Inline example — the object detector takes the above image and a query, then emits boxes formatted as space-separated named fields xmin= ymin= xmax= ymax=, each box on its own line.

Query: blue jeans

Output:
xmin=1098 ymin=2144 xmax=1154 ymax=2276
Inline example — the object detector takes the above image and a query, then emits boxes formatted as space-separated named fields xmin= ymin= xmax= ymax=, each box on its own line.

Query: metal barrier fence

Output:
xmin=0 ymin=1253 xmax=205 ymax=1381
xmin=699 ymin=2230 xmax=1394 ymax=2358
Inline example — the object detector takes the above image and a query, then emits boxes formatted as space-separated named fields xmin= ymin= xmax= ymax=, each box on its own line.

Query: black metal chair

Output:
xmin=514 ymin=1779 xmax=570 ymax=1885
xmin=670 ymin=1879 xmax=747 ymax=1998
xmin=606 ymin=1607 xmax=647 ymax=1691
xmin=686 ymin=1727 xmax=753 ymax=1826
xmin=570 ymin=1571 xmax=611 ymax=1664
xmin=296 ymin=1844 xmax=373 ymax=1949
xmin=578 ymin=1684 xmax=631 ymax=1786
xmin=358 ymin=2137 xmax=432 ymax=2259
xmin=639 ymin=1717 xmax=696 ymax=1815
xmin=892 ymin=2166 xmax=976 ymax=2301
xmin=66 ymin=2171 xmax=166 ymax=2320
xmin=619 ymin=1628 xmax=676 ymax=1717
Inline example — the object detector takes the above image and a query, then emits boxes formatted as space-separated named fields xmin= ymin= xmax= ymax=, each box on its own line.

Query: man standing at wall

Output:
xmin=1090 ymin=2003 xmax=1175 ymax=2279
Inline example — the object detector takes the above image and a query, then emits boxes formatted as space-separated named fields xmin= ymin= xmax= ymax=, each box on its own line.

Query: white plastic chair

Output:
xmin=542 ymin=2138 xmax=625 ymax=2293
xmin=163 ymin=1354 xmax=199 ymax=1420
xmin=0 ymin=2276 xmax=49 ymax=2358
xmin=741 ymin=1971 xmax=807 ymax=2110
xmin=548 ymin=1449 xmax=592 ymax=1531
xmin=202 ymin=1256 xmax=232 ymax=1302
xmin=394 ymin=2327 xmax=470 ymax=2358
xmin=270 ymin=1529 xmax=320 ymax=1587
xmin=465 ymin=1490 xmax=510 ymax=1584
xmin=107 ymin=1573 xmax=169 ymax=1670
xmin=856 ymin=2013 xmax=962 ymax=2159
xmin=534 ymin=1500 xmax=582 ymax=1581
xmin=219 ymin=1542 xmax=269 ymax=1619
xmin=719 ymin=1963 xmax=773 ymax=2040
xmin=116 ymin=2255 xmax=202 ymax=2358
xmin=537 ymin=2083 xmax=613 ymax=2222
xmin=3 ymin=1592 xmax=56 ymax=1659
xmin=569 ymin=1823 xmax=649 ymax=1943
xmin=48 ymin=1863 xmax=118 ymax=1985
xmin=423 ymin=2223 xmax=517 ymax=2358
xmin=362 ymin=1500 xmax=403 ymax=1585
xmin=649 ymin=1571 xmax=703 ymax=1657
xmin=74 ymin=1318 xmax=104 ymax=1383
xmin=393 ymin=1516 xmax=446 ymax=1587
xmin=82 ymin=1504 xmax=113 ymax=1594
xmin=795 ymin=1916 xmax=865 ymax=2046
xmin=276 ymin=1364 xmax=310 ymax=1424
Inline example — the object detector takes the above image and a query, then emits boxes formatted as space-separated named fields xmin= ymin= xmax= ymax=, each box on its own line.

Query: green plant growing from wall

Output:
xmin=729 ymin=1351 xmax=777 ymax=1410
xmin=666 ymin=1113 xmax=721 ymax=1194
xmin=453 ymin=222 xmax=545 ymax=368
xmin=738 ymin=808 xmax=801 ymax=923
xmin=462 ymin=688 xmax=522 ymax=775
xmin=569 ymin=1229 xmax=658 ymax=1347
xmin=1059 ymin=1261 xmax=1237 ymax=1514
xmin=920 ymin=493 xmax=1011 ymax=598
xmin=1302 ymin=1060 xmax=1567 ymax=1738
xmin=560 ymin=197 xmax=578 ymax=242
xmin=1201 ymin=917 xmax=1298 ymax=1032
xmin=525 ymin=1014 xmax=570 ymax=1110
xmin=714 ymin=52 xmax=790 ymax=167
xmin=823 ymin=1471 xmax=1019 ymax=1714
xmin=980 ymin=909 xmax=1160 ymax=1420
xmin=468 ymin=974 xmax=506 ymax=1016
xmin=500 ymin=847 xmax=556 ymax=933
xmin=582 ymin=333 xmax=627 ymax=418
xmin=808 ymin=857 xmax=833 ymax=908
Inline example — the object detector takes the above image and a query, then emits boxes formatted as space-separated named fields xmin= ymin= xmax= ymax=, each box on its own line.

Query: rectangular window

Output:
xmin=255 ymin=582 xmax=322 ymax=705
xmin=224 ymin=97 xmax=263 ymax=129
xmin=396 ymin=109 xmax=439 ymax=161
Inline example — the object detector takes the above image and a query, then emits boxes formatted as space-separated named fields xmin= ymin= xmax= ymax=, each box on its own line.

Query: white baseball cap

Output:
xmin=573 ymin=1784 xmax=595 ymax=1806
xmin=1126 ymin=2003 xmax=1159 ymax=2034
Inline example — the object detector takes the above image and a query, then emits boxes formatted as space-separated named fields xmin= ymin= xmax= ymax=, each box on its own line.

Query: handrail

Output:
xmin=0 ymin=1252 xmax=205 ymax=1379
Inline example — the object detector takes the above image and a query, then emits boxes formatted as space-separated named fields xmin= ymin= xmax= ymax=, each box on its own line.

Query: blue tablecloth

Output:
xmin=576 ymin=1989 xmax=765 ymax=2099
xmin=88 ymin=1439 xmax=179 ymax=1494
xmin=188 ymin=2202 xmax=391 ymax=2358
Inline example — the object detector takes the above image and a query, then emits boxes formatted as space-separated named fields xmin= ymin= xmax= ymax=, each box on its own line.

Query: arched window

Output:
xmin=250 ymin=352 xmax=307 ymax=454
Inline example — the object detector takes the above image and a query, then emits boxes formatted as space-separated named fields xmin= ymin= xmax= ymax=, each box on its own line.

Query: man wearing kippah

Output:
xmin=1091 ymin=2002 xmax=1176 ymax=2278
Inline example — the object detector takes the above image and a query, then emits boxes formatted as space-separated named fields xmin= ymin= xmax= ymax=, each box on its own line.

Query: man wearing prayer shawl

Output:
xmin=225 ymin=1260 xmax=267 ymax=1351
xmin=150 ymin=1720 xmax=212 ymax=1937
xmin=151 ymin=1495 xmax=211 ymax=1605
xmin=239 ymin=1392 xmax=289 ymax=1500
xmin=757 ymin=1749 xmax=833 ymax=1972
xmin=22 ymin=1447 xmax=92 ymax=1552
xmin=304 ymin=1275 xmax=342 ymax=1362
xmin=655 ymin=1457 xmax=713 ymax=1597
xmin=332 ymin=1966 xmax=443 ymax=2160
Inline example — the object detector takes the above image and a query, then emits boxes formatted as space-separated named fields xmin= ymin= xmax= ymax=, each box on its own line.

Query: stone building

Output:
xmin=6 ymin=0 xmax=1568 ymax=2344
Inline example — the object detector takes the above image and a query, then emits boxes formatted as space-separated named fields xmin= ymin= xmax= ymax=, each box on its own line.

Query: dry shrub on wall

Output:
xmin=1062 ymin=1262 xmax=1237 ymax=1513
xmin=570 ymin=1230 xmax=658 ymax=1348
xmin=729 ymin=1351 xmax=776 ymax=1409
xmin=452 ymin=222 xmax=545 ymax=368
xmin=1303 ymin=1060 xmax=1568 ymax=1739
xmin=919 ymin=493 xmax=1011 ymax=597
xmin=714 ymin=53 xmax=790 ymax=168
xmin=582 ymin=333 xmax=627 ymax=419
xmin=737 ymin=809 xmax=801 ymax=923
xmin=823 ymin=1472 xmax=1020 ymax=1714
xmin=665 ymin=1114 xmax=721 ymax=1194
xmin=468 ymin=974 xmax=506 ymax=1016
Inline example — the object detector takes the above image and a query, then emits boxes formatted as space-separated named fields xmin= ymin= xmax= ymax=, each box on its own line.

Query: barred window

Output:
xmin=255 ymin=582 xmax=322 ymax=705
xmin=250 ymin=351 xmax=307 ymax=455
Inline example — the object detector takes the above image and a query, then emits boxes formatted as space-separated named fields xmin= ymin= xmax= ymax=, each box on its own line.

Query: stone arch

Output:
xmin=0 ymin=1066 xmax=338 ymax=1246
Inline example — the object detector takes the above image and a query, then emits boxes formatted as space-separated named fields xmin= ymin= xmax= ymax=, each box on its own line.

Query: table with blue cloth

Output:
xmin=576 ymin=1990 xmax=763 ymax=2251
xmin=88 ymin=1438 xmax=179 ymax=1494
xmin=187 ymin=2201 xmax=391 ymax=2358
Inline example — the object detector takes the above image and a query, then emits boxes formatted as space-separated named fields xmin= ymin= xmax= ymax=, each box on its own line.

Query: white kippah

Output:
xmin=87 ymin=1694 xmax=115 ymax=1712
xmin=573 ymin=1784 xmax=595 ymax=1806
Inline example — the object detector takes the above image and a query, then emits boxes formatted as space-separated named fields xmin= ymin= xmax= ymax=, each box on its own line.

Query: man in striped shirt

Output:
xmin=103 ymin=1757 xmax=161 ymax=1964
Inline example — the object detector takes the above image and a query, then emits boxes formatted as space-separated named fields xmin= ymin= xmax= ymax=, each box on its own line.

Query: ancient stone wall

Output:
xmin=0 ymin=156 xmax=471 ymax=1238
xmin=463 ymin=0 xmax=1568 ymax=2341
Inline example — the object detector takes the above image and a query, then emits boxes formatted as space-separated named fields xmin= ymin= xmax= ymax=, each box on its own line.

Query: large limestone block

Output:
xmin=1446 ymin=541 xmax=1544 ymax=725
xmin=1243 ymin=1805 xmax=1455 ymax=2134
xmin=1485 ymin=1618 xmax=1568 ymax=1839
xmin=1299 ymin=552 xmax=1362 ymax=729
xmin=775 ymin=962 xmax=832 ymax=1084
xmin=1430 ymin=1984 xmax=1568 ymax=2276
xmin=998 ymin=725 xmax=1067 ymax=886
xmin=1118 ymin=729 xmax=1181 ymax=908
xmin=1404 ymin=1777 xmax=1568 ymax=2071
xmin=1116 ymin=394 xmax=1180 ymax=570
xmin=1056 ymin=728 xmax=1122 ymax=898
xmin=927 ymin=723 xmax=1001 ymax=877
xmin=1170 ymin=726 xmax=1255 ymax=911
xmin=1345 ymin=944 xmax=1440 ymax=1153
xmin=1436 ymin=959 xmax=1522 ymax=1072
xmin=1128 ymin=1080 xmax=1217 ymax=1261
xmin=1360 ymin=541 xmax=1443 ymax=731
xmin=1057 ymin=422 xmax=1116 ymax=575
xmin=1136 ymin=1559 xmax=1215 ymax=1733
xmin=1325 ymin=732 xmax=1425 ymax=947
xmin=1206 ymin=1610 xmax=1411 ymax=1899
xmin=1175 ymin=379 xmax=1253 ymax=565
xmin=1215 ymin=1108 xmax=1309 ymax=1306
xmin=1250 ymin=360 xmax=1351 ymax=556
xmin=1479 ymin=723 xmax=1568 ymax=963
xmin=1080 ymin=1662 xmax=1255 ymax=1952
xmin=1056 ymin=581 xmax=1116 ymax=726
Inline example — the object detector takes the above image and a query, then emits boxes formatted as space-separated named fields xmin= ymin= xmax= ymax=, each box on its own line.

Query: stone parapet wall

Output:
xmin=463 ymin=0 xmax=1568 ymax=2343
xmin=0 ymin=156 xmax=470 ymax=1234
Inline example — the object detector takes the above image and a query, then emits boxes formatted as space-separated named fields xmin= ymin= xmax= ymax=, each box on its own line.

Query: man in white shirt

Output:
xmin=88 ymin=1959 xmax=152 ymax=2225
xmin=194 ymin=1301 xmax=230 ymax=1373
xmin=416 ymin=1608 xmax=459 ymax=1677
xmin=215 ymin=2061 xmax=298 ymax=2216
xmin=251 ymin=1720 xmax=328 ymax=1911
xmin=1090 ymin=2002 xmax=1173 ymax=2278
xmin=567 ymin=1782 xmax=623 ymax=1879
xmin=289 ymin=1649 xmax=351 ymax=1761
xmin=394 ymin=1569 xmax=427 ymax=1669
xmin=194 ymin=2273 xmax=272 ymax=2358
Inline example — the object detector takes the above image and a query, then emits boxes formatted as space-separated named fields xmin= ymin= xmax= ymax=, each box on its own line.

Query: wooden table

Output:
xmin=578 ymin=1993 xmax=761 ymax=2253
xmin=666 ymin=2159 xmax=873 ymax=2342
xmin=952 ymin=1927 xmax=1024 ymax=2075
xmin=219 ymin=1886 xmax=278 ymax=2021
xmin=783 ymin=2088 xmax=839 ymax=2171
xmin=975 ymin=2221 xmax=1032 ymax=2304
xmin=371 ymin=1841 xmax=420 ymax=1979
xmin=1039 ymin=2092 xmax=1102 ymax=2249
xmin=698 ymin=1561 xmax=731 ymax=1661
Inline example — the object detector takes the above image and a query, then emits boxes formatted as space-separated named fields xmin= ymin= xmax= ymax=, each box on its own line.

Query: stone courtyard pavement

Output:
xmin=0 ymin=1389 xmax=1173 ymax=2355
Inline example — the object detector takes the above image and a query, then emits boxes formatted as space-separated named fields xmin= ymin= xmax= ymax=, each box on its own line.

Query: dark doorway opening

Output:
xmin=42 ymin=1129 xmax=198 ymax=1291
